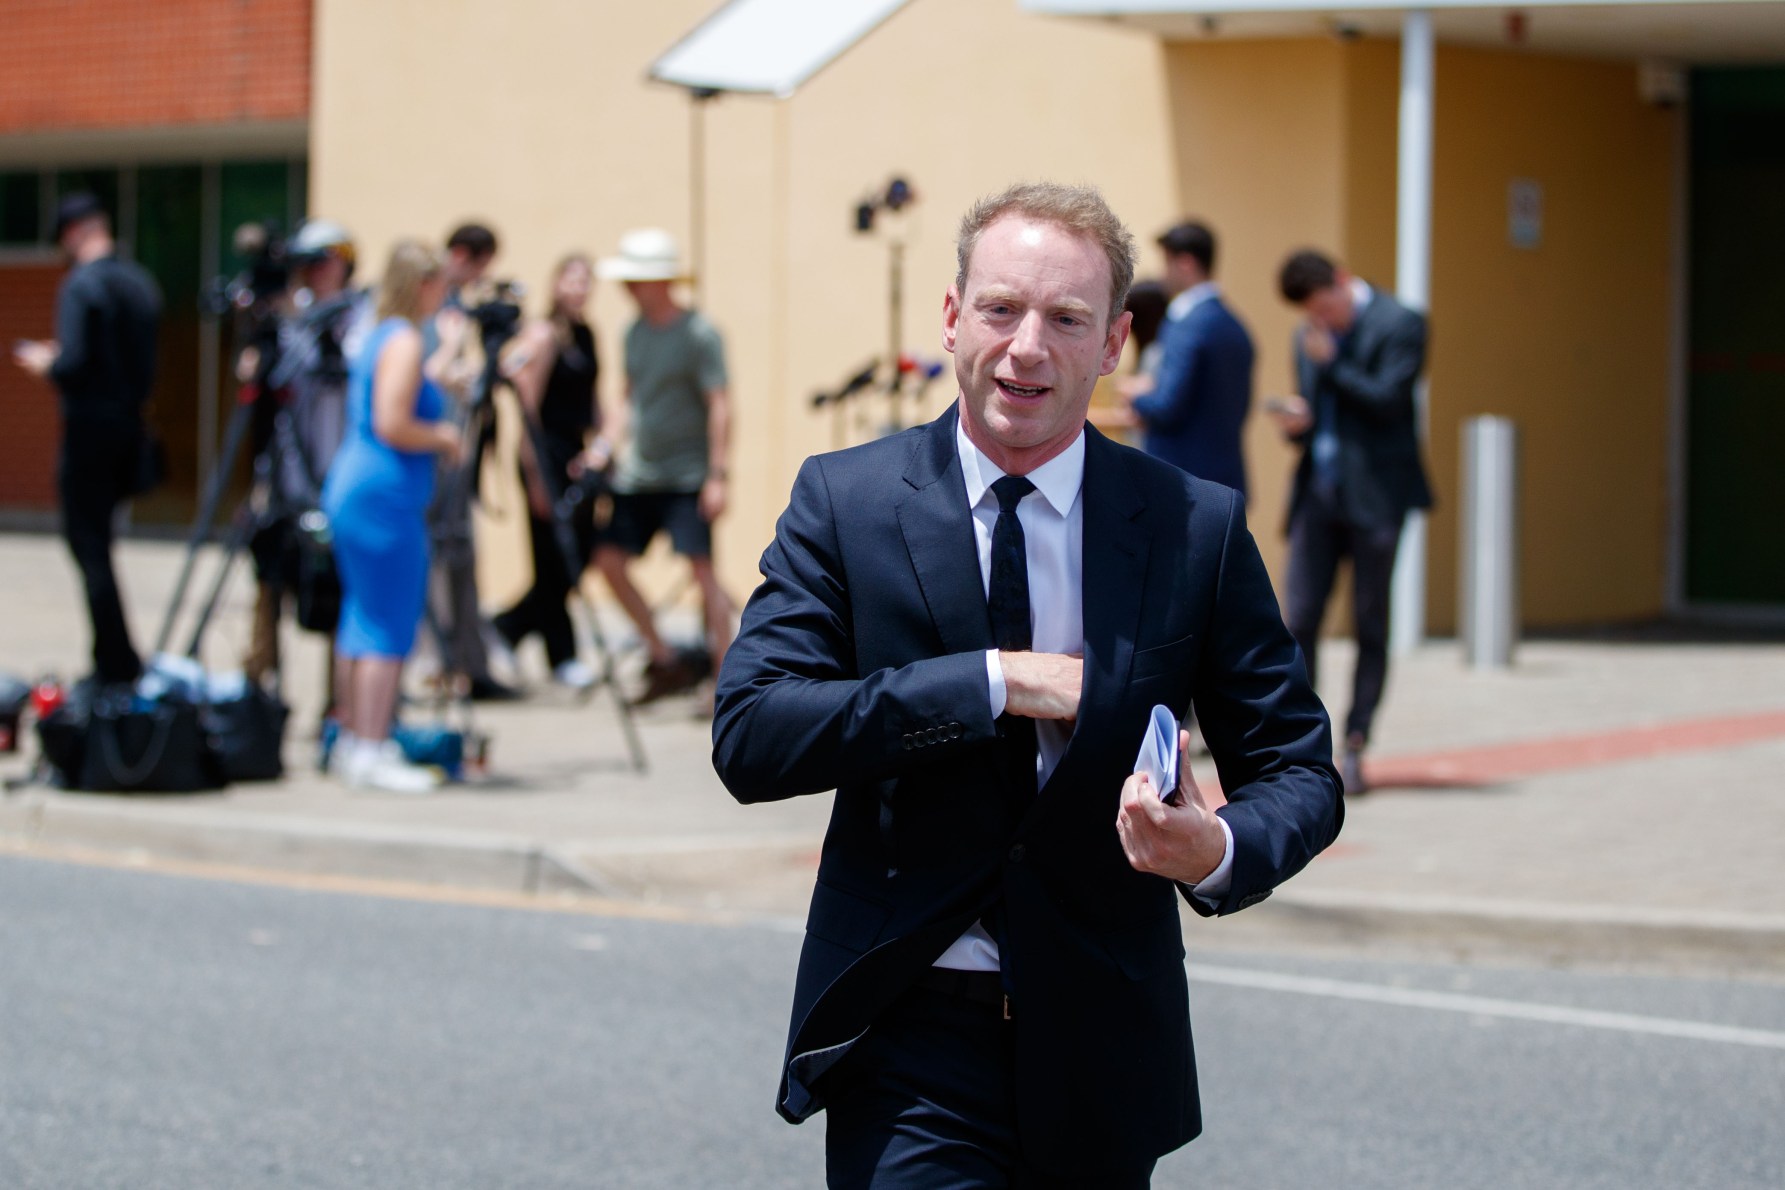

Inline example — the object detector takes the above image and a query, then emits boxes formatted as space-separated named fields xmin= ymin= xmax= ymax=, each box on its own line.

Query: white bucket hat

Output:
xmin=597 ymin=228 xmax=687 ymax=282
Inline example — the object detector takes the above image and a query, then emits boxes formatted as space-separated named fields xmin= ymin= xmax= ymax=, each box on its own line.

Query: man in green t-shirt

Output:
xmin=593 ymin=229 xmax=735 ymax=706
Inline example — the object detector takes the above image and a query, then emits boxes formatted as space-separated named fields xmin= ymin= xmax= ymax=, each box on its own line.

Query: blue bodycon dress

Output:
xmin=321 ymin=318 xmax=446 ymax=660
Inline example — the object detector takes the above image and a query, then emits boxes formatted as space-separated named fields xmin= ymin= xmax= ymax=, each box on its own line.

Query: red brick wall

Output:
xmin=0 ymin=264 xmax=67 ymax=508
xmin=0 ymin=0 xmax=310 ymax=134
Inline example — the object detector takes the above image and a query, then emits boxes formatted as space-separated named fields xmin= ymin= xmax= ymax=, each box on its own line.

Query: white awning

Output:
xmin=650 ymin=0 xmax=913 ymax=98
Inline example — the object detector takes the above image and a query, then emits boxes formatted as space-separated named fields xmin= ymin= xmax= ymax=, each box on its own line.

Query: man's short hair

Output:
xmin=955 ymin=182 xmax=1136 ymax=325
xmin=1157 ymin=221 xmax=1216 ymax=275
xmin=1278 ymin=250 xmax=1339 ymax=304
xmin=446 ymin=222 xmax=499 ymax=260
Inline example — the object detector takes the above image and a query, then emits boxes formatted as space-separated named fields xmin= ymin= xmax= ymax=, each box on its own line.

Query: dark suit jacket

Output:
xmin=712 ymin=407 xmax=1342 ymax=1173
xmin=1290 ymin=288 xmax=1434 ymax=529
xmin=1131 ymin=293 xmax=1254 ymax=498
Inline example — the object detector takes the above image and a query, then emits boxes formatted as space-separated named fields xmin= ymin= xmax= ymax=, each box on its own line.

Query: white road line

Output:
xmin=1188 ymin=964 xmax=1785 ymax=1051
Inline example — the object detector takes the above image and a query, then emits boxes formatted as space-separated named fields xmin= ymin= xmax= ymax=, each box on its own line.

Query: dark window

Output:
xmin=0 ymin=171 xmax=42 ymax=245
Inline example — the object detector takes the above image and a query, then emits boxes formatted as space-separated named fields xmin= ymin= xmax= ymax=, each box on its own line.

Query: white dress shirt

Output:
xmin=1165 ymin=280 xmax=1220 ymax=324
xmin=934 ymin=421 xmax=1234 ymax=972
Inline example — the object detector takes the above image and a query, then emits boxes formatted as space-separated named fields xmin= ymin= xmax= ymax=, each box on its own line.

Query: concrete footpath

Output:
xmin=4 ymin=532 xmax=1784 ymax=977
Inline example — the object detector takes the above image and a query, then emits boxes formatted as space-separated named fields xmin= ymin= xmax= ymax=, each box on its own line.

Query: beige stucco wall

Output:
xmin=1162 ymin=36 xmax=1677 ymax=633
xmin=312 ymin=0 xmax=1178 ymax=612
xmin=314 ymin=6 xmax=1678 ymax=636
xmin=1425 ymin=45 xmax=1677 ymax=631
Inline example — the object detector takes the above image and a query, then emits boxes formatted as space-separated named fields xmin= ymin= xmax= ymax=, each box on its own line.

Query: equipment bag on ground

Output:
xmin=37 ymin=680 xmax=225 ymax=794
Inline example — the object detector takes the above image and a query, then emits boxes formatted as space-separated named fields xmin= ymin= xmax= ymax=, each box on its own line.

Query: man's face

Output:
xmin=944 ymin=215 xmax=1130 ymax=475
xmin=449 ymin=248 xmax=493 ymax=288
xmin=1299 ymin=279 xmax=1356 ymax=334
xmin=57 ymin=215 xmax=104 ymax=263
xmin=301 ymin=254 xmax=349 ymax=299
xmin=623 ymin=279 xmax=672 ymax=309
xmin=1162 ymin=251 xmax=1204 ymax=296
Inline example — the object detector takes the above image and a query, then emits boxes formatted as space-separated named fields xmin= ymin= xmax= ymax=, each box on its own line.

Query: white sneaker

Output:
xmin=552 ymin=659 xmax=598 ymax=692
xmin=345 ymin=739 xmax=441 ymax=795
xmin=486 ymin=634 xmax=522 ymax=684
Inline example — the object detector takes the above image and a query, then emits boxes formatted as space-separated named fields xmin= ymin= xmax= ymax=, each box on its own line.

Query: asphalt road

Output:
xmin=3 ymin=855 xmax=1781 ymax=1189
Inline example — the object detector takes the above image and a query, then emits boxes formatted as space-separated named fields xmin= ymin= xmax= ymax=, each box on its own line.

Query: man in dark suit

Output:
xmin=1268 ymin=249 xmax=1433 ymax=795
xmin=12 ymin=193 xmax=161 ymax=687
xmin=1122 ymin=220 xmax=1255 ymax=498
xmin=713 ymin=183 xmax=1342 ymax=1187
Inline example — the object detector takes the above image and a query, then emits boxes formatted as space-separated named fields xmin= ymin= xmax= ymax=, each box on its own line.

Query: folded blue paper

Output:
xmin=1133 ymin=704 xmax=1180 ymax=801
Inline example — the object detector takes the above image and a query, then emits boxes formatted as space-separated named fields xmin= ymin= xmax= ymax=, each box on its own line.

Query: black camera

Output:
xmin=200 ymin=221 xmax=291 ymax=318
xmin=464 ymin=280 xmax=525 ymax=348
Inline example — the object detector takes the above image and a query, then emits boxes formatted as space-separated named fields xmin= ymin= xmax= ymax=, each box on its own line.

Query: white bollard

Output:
xmin=1460 ymin=416 xmax=1519 ymax=669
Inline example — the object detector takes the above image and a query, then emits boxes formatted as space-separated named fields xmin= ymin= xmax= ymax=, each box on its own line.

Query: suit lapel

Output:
xmin=1034 ymin=426 xmax=1149 ymax=801
xmin=897 ymin=407 xmax=993 ymax=656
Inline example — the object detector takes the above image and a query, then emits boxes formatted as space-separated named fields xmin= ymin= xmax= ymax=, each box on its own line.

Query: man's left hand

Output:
xmin=699 ymin=474 xmax=727 ymax=522
xmin=1116 ymin=728 xmax=1226 ymax=885
xmin=12 ymin=340 xmax=57 ymax=377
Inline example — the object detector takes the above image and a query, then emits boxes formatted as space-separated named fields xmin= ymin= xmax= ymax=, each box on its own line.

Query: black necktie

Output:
xmin=988 ymin=475 xmax=1037 ymax=799
xmin=985 ymin=475 xmax=1036 ymax=1003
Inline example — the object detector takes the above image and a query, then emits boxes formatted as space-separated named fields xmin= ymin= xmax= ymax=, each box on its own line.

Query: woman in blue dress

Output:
xmin=321 ymin=240 xmax=461 ymax=793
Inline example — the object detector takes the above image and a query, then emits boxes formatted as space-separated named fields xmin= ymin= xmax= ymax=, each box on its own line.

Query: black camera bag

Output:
xmin=37 ymin=683 xmax=225 ymax=794
xmin=203 ymin=684 xmax=288 ymax=782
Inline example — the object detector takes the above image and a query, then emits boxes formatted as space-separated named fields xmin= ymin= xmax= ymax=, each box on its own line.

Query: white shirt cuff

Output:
xmin=1190 ymin=815 xmax=1235 ymax=905
xmin=985 ymin=649 xmax=1007 ymax=718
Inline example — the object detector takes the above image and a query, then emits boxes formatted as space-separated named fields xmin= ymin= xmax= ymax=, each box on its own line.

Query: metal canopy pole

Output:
xmin=689 ymin=87 xmax=720 ymax=306
xmin=1391 ymin=8 xmax=1434 ymax=655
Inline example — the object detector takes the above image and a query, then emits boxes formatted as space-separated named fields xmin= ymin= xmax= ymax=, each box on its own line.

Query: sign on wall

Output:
xmin=1509 ymin=179 xmax=1544 ymax=250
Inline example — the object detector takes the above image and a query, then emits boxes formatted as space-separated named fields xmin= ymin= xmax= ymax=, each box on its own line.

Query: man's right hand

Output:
xmin=12 ymin=340 xmax=57 ymax=377
xmin=1001 ymin=651 xmax=1082 ymax=721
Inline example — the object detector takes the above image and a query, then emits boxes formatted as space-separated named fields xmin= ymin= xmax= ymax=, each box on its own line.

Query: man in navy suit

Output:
xmin=1268 ymin=250 xmax=1433 ymax=796
xmin=713 ymin=183 xmax=1342 ymax=1187
xmin=1121 ymin=221 xmax=1255 ymax=498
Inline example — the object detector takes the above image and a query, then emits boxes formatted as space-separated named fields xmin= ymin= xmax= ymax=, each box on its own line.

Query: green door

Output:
xmin=1687 ymin=68 xmax=1785 ymax=606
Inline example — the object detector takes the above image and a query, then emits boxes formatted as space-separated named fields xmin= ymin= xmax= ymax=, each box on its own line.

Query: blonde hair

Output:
xmin=376 ymin=239 xmax=447 ymax=323
xmin=550 ymin=252 xmax=592 ymax=319
xmin=955 ymin=182 xmax=1136 ymax=325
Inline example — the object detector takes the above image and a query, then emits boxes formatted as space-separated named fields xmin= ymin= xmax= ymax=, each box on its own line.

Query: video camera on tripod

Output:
xmin=201 ymin=220 xmax=292 ymax=322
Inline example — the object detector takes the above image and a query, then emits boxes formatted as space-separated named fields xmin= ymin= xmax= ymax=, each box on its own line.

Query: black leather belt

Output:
xmin=916 ymin=967 xmax=1010 ymax=1018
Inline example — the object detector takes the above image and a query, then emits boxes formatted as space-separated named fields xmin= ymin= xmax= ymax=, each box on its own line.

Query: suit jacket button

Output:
xmin=902 ymin=733 xmax=914 ymax=750
xmin=1008 ymin=844 xmax=1025 ymax=863
xmin=949 ymin=722 xmax=962 ymax=738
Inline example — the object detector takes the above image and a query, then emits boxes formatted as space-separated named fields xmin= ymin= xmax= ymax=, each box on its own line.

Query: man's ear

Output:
xmin=1099 ymin=309 xmax=1133 ymax=377
xmin=942 ymin=284 xmax=961 ymax=354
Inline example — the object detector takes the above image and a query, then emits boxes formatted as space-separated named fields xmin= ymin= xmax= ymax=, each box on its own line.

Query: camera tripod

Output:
xmin=460 ymin=306 xmax=647 ymax=774
xmin=155 ymin=382 xmax=301 ymax=666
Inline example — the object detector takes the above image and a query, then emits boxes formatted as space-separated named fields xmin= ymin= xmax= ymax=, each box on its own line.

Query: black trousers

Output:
xmin=58 ymin=416 xmax=143 ymax=685
xmin=824 ymin=985 xmax=1157 ymax=1189
xmin=1284 ymin=492 xmax=1403 ymax=745
xmin=492 ymin=504 xmax=592 ymax=670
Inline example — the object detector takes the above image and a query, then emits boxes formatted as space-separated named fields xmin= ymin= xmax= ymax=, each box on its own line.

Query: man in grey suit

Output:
xmin=1268 ymin=250 xmax=1432 ymax=794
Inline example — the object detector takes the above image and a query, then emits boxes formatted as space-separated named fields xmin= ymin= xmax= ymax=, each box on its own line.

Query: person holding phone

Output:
xmin=1268 ymin=249 xmax=1433 ymax=794
xmin=11 ymin=193 xmax=161 ymax=688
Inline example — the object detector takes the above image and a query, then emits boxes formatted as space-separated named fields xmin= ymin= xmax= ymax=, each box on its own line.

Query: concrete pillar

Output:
xmin=1460 ymin=416 xmax=1519 ymax=668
